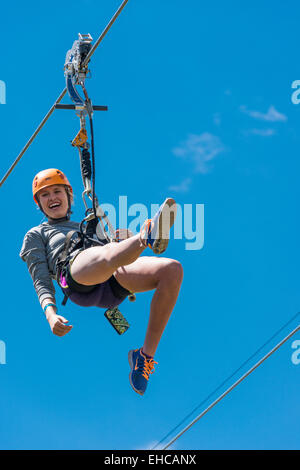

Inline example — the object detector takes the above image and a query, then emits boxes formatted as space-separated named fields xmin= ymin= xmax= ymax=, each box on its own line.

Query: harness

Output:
xmin=55 ymin=229 xmax=104 ymax=306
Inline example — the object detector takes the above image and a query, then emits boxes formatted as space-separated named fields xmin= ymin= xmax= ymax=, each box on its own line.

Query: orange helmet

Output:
xmin=32 ymin=169 xmax=73 ymax=204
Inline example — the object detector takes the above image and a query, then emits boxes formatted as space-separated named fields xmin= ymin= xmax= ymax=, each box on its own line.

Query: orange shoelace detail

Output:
xmin=141 ymin=357 xmax=157 ymax=381
xmin=140 ymin=219 xmax=153 ymax=247
xmin=135 ymin=350 xmax=158 ymax=381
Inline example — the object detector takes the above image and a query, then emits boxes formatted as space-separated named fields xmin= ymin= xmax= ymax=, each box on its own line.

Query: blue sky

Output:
xmin=0 ymin=0 xmax=300 ymax=450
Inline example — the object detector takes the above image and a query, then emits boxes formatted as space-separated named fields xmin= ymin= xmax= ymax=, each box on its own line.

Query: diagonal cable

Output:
xmin=162 ymin=322 xmax=300 ymax=449
xmin=0 ymin=0 xmax=130 ymax=187
xmin=153 ymin=310 xmax=300 ymax=449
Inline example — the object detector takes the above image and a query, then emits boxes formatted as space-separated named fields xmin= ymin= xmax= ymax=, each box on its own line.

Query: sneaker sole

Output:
xmin=152 ymin=198 xmax=177 ymax=255
xmin=128 ymin=350 xmax=144 ymax=396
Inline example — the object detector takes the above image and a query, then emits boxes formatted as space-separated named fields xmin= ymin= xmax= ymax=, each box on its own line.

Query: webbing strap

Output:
xmin=56 ymin=230 xmax=82 ymax=279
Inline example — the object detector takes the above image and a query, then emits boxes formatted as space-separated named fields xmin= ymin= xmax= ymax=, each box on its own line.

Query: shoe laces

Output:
xmin=136 ymin=352 xmax=157 ymax=381
xmin=140 ymin=219 xmax=153 ymax=247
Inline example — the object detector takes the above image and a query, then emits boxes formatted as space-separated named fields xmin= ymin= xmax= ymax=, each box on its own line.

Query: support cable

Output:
xmin=0 ymin=0 xmax=130 ymax=188
xmin=161 ymin=322 xmax=300 ymax=450
xmin=153 ymin=310 xmax=300 ymax=449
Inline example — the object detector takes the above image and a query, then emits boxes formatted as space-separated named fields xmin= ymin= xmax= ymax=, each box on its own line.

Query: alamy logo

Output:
xmin=97 ymin=197 xmax=205 ymax=251
xmin=291 ymin=339 xmax=300 ymax=365
xmin=291 ymin=80 xmax=300 ymax=104
xmin=0 ymin=80 xmax=6 ymax=104
xmin=0 ymin=340 xmax=6 ymax=365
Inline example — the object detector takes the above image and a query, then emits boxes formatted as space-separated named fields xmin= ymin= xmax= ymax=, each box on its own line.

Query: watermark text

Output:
xmin=0 ymin=80 xmax=6 ymax=104
xmin=291 ymin=339 xmax=300 ymax=365
xmin=0 ymin=340 xmax=6 ymax=365
xmin=96 ymin=197 xmax=204 ymax=251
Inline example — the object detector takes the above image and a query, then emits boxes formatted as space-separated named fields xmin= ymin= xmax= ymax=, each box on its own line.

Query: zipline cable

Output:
xmin=0 ymin=0 xmax=130 ymax=188
xmin=0 ymin=88 xmax=67 ymax=188
xmin=153 ymin=310 xmax=300 ymax=449
xmin=82 ymin=0 xmax=130 ymax=68
xmin=162 ymin=323 xmax=300 ymax=450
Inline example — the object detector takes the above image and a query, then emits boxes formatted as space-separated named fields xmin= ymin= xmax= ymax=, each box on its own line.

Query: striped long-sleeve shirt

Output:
xmin=19 ymin=219 xmax=82 ymax=306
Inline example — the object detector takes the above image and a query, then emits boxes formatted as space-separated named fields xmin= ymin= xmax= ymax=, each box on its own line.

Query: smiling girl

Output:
xmin=20 ymin=168 xmax=183 ymax=395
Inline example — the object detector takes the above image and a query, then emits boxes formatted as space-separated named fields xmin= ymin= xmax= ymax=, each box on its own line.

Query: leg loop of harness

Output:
xmin=56 ymin=230 xmax=85 ymax=306
xmin=56 ymin=219 xmax=134 ymax=307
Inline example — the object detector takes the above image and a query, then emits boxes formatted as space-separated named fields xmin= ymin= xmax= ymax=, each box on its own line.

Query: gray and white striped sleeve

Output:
xmin=20 ymin=230 xmax=56 ymax=306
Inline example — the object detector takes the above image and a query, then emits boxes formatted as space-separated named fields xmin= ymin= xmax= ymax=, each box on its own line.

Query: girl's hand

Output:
xmin=48 ymin=313 xmax=73 ymax=337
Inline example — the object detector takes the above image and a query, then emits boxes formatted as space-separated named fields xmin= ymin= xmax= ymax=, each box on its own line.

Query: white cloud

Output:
xmin=172 ymin=132 xmax=225 ymax=174
xmin=240 ymin=105 xmax=287 ymax=122
xmin=244 ymin=128 xmax=276 ymax=137
xmin=168 ymin=178 xmax=192 ymax=193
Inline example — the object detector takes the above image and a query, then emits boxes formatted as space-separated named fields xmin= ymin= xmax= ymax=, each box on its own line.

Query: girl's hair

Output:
xmin=65 ymin=185 xmax=74 ymax=205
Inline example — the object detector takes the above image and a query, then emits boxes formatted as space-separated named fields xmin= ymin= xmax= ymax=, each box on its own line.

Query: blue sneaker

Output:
xmin=128 ymin=348 xmax=157 ymax=395
xmin=140 ymin=198 xmax=177 ymax=254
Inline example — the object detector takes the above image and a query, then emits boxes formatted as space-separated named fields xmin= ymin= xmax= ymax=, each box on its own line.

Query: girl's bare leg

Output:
xmin=69 ymin=235 xmax=183 ymax=357
xmin=114 ymin=256 xmax=183 ymax=357
xmin=70 ymin=234 xmax=145 ymax=285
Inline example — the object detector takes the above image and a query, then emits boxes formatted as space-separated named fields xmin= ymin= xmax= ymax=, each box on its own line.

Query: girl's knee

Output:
xmin=161 ymin=259 xmax=183 ymax=284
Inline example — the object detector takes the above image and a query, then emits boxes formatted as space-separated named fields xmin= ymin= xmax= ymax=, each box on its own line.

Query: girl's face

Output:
xmin=37 ymin=184 xmax=69 ymax=219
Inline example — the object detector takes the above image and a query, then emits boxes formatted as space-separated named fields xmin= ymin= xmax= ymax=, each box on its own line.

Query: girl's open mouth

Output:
xmin=49 ymin=202 xmax=61 ymax=210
